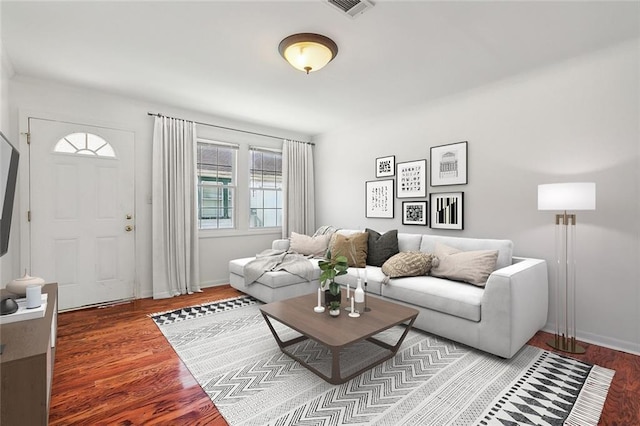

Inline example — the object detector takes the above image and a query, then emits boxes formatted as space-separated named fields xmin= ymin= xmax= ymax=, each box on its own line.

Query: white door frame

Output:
xmin=17 ymin=109 xmax=138 ymax=302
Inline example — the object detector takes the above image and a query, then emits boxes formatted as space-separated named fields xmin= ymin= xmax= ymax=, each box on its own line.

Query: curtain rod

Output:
xmin=147 ymin=112 xmax=314 ymax=145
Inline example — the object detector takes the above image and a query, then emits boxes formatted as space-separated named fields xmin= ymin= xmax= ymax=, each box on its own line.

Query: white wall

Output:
xmin=314 ymin=40 xmax=640 ymax=354
xmin=7 ymin=76 xmax=309 ymax=297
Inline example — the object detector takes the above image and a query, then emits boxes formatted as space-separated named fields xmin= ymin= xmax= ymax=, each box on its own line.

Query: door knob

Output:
xmin=125 ymin=225 xmax=134 ymax=232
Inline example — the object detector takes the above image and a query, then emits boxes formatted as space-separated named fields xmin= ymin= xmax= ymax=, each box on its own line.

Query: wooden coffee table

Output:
xmin=260 ymin=290 xmax=418 ymax=385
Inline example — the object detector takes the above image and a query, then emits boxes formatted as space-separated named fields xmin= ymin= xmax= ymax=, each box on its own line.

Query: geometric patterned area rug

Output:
xmin=151 ymin=296 xmax=614 ymax=426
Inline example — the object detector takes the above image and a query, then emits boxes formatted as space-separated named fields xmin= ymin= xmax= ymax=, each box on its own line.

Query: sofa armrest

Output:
xmin=272 ymin=239 xmax=290 ymax=251
xmin=479 ymin=257 xmax=548 ymax=358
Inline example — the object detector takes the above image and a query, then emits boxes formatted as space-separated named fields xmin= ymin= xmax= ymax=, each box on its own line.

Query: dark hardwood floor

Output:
xmin=50 ymin=285 xmax=640 ymax=425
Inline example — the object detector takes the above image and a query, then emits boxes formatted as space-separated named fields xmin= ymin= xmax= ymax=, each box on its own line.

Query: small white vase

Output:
xmin=329 ymin=308 xmax=341 ymax=317
xmin=6 ymin=271 xmax=45 ymax=297
xmin=354 ymin=278 xmax=365 ymax=313
xmin=354 ymin=278 xmax=365 ymax=303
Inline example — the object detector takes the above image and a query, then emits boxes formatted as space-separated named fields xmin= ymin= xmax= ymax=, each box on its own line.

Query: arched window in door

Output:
xmin=54 ymin=132 xmax=116 ymax=158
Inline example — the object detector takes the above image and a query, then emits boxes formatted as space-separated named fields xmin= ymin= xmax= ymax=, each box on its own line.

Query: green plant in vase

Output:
xmin=318 ymin=250 xmax=348 ymax=306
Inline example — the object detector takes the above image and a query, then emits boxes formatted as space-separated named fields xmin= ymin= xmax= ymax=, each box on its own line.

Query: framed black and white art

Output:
xmin=375 ymin=155 xmax=395 ymax=178
xmin=402 ymin=201 xmax=428 ymax=226
xmin=430 ymin=141 xmax=468 ymax=186
xmin=430 ymin=192 xmax=464 ymax=230
xmin=365 ymin=179 xmax=394 ymax=218
xmin=396 ymin=159 xmax=427 ymax=198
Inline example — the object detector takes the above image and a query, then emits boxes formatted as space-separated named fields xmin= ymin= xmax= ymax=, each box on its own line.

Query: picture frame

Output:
xmin=365 ymin=179 xmax=394 ymax=218
xmin=430 ymin=141 xmax=468 ymax=186
xmin=375 ymin=155 xmax=395 ymax=178
xmin=402 ymin=201 xmax=428 ymax=226
xmin=430 ymin=192 xmax=464 ymax=230
xmin=396 ymin=159 xmax=427 ymax=198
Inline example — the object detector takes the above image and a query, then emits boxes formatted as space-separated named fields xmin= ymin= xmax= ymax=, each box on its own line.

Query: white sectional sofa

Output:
xmin=229 ymin=230 xmax=548 ymax=359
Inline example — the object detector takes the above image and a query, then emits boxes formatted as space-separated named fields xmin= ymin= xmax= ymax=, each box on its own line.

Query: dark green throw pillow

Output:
xmin=366 ymin=228 xmax=399 ymax=267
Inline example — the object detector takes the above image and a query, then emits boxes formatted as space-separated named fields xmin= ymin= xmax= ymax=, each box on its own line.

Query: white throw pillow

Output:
xmin=430 ymin=242 xmax=498 ymax=287
xmin=289 ymin=232 xmax=331 ymax=257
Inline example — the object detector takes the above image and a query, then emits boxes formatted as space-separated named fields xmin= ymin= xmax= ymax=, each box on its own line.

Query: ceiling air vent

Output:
xmin=325 ymin=0 xmax=374 ymax=19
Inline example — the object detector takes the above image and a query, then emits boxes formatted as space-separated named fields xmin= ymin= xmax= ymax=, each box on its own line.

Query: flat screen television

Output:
xmin=1 ymin=131 xmax=19 ymax=257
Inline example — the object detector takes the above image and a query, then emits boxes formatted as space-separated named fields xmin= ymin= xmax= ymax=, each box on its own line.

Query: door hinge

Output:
xmin=27 ymin=211 xmax=31 ymax=222
xmin=21 ymin=132 xmax=31 ymax=145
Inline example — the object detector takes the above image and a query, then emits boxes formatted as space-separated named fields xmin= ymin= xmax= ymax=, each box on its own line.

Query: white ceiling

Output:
xmin=2 ymin=1 xmax=639 ymax=136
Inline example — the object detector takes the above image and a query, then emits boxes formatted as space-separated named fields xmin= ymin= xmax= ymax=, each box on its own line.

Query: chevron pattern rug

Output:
xmin=151 ymin=296 xmax=614 ymax=426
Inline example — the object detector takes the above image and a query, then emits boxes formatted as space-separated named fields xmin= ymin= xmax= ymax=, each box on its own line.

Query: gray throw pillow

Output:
xmin=366 ymin=228 xmax=400 ymax=267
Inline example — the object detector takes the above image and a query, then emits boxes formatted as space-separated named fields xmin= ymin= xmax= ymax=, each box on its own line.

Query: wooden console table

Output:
xmin=1 ymin=283 xmax=58 ymax=426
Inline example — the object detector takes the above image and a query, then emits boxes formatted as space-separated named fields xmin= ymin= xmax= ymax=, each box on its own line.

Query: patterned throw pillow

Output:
xmin=381 ymin=252 xmax=434 ymax=279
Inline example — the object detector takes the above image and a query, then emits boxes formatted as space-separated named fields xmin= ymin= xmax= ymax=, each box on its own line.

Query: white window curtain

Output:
xmin=152 ymin=116 xmax=201 ymax=298
xmin=282 ymin=139 xmax=315 ymax=238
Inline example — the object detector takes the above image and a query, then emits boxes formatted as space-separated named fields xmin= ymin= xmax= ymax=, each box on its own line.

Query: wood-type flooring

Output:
xmin=49 ymin=285 xmax=639 ymax=425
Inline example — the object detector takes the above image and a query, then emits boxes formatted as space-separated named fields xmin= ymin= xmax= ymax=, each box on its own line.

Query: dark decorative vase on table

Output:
xmin=324 ymin=288 xmax=341 ymax=306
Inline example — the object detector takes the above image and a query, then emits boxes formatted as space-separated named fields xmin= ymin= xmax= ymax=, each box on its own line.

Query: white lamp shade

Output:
xmin=538 ymin=182 xmax=596 ymax=211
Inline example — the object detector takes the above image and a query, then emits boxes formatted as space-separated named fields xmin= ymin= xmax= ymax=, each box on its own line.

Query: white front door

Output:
xmin=29 ymin=118 xmax=135 ymax=310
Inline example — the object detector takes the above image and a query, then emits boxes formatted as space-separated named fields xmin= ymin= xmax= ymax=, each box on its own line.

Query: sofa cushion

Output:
xmin=381 ymin=252 xmax=434 ymax=278
xmin=420 ymin=235 xmax=513 ymax=269
xmin=289 ymin=232 xmax=331 ymax=257
xmin=430 ymin=243 xmax=498 ymax=287
xmin=382 ymin=275 xmax=483 ymax=322
xmin=329 ymin=232 xmax=368 ymax=267
xmin=366 ymin=228 xmax=399 ymax=267
xmin=398 ymin=233 xmax=423 ymax=252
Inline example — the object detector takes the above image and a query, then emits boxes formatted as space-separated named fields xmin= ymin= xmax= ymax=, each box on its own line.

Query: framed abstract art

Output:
xmin=365 ymin=179 xmax=394 ymax=218
xmin=402 ymin=201 xmax=428 ymax=226
xmin=430 ymin=192 xmax=464 ymax=230
xmin=396 ymin=159 xmax=427 ymax=198
xmin=375 ymin=155 xmax=395 ymax=178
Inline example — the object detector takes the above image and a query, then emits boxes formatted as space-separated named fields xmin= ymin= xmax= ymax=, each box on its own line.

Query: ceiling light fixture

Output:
xmin=278 ymin=33 xmax=338 ymax=74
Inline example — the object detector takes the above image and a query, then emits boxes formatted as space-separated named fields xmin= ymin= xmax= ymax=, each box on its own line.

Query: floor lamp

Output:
xmin=538 ymin=182 xmax=596 ymax=354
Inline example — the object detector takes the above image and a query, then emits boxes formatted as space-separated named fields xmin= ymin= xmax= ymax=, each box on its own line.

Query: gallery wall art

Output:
xmin=396 ymin=159 xmax=427 ymax=198
xmin=430 ymin=192 xmax=464 ymax=229
xmin=366 ymin=179 xmax=394 ymax=218
xmin=402 ymin=201 xmax=428 ymax=226
xmin=430 ymin=141 xmax=468 ymax=186
xmin=376 ymin=155 xmax=395 ymax=178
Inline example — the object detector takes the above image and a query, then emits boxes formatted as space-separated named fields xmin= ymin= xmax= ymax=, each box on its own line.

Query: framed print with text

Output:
xmin=375 ymin=155 xmax=395 ymax=178
xmin=430 ymin=192 xmax=464 ymax=230
xmin=396 ymin=159 xmax=427 ymax=198
xmin=402 ymin=201 xmax=428 ymax=226
xmin=366 ymin=179 xmax=394 ymax=218
xmin=430 ymin=141 xmax=468 ymax=186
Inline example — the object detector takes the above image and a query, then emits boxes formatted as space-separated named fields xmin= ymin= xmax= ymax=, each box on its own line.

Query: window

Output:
xmin=249 ymin=148 xmax=282 ymax=228
xmin=54 ymin=132 xmax=116 ymax=158
xmin=197 ymin=141 xmax=237 ymax=229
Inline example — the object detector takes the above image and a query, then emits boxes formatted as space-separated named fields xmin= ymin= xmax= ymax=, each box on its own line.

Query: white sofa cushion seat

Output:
xmin=229 ymin=257 xmax=320 ymax=288
xmin=382 ymin=276 xmax=483 ymax=322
